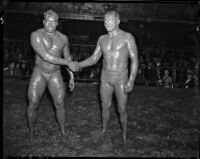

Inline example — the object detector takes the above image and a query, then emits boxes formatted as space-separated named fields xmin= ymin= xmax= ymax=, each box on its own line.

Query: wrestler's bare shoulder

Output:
xmin=31 ymin=29 xmax=45 ymax=38
xmin=97 ymin=34 xmax=107 ymax=44
xmin=120 ymin=30 xmax=134 ymax=39
xmin=55 ymin=31 xmax=68 ymax=43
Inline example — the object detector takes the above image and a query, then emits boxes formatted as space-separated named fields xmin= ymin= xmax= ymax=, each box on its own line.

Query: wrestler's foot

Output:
xmin=26 ymin=129 xmax=34 ymax=142
xmin=60 ymin=132 xmax=68 ymax=143
xmin=102 ymin=128 xmax=107 ymax=134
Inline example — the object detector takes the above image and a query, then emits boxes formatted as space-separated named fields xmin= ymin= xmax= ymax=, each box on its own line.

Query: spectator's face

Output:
xmin=16 ymin=63 xmax=20 ymax=69
xmin=22 ymin=64 xmax=26 ymax=69
xmin=187 ymin=74 xmax=192 ymax=79
xmin=164 ymin=70 xmax=169 ymax=75
xmin=9 ymin=62 xmax=15 ymax=69
xmin=18 ymin=54 xmax=23 ymax=59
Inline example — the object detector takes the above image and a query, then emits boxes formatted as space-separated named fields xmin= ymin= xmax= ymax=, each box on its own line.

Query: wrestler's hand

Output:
xmin=76 ymin=62 xmax=83 ymax=71
xmin=69 ymin=78 xmax=75 ymax=91
xmin=124 ymin=81 xmax=134 ymax=93
xmin=68 ymin=61 xmax=79 ymax=72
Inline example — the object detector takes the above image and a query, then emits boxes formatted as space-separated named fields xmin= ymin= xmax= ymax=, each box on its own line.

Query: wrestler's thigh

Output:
xmin=114 ymin=78 xmax=128 ymax=107
xmin=100 ymin=80 xmax=114 ymax=104
xmin=28 ymin=69 xmax=47 ymax=101
xmin=48 ymin=72 xmax=65 ymax=102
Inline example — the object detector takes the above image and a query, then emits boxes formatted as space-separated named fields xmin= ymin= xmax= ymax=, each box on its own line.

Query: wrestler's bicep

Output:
xmin=92 ymin=36 xmax=104 ymax=61
xmin=30 ymin=32 xmax=48 ymax=59
xmin=62 ymin=36 xmax=71 ymax=60
xmin=127 ymin=34 xmax=138 ymax=60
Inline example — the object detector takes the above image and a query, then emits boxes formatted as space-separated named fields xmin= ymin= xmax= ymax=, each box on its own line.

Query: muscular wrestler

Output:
xmin=27 ymin=9 xmax=78 ymax=139
xmin=76 ymin=11 xmax=138 ymax=143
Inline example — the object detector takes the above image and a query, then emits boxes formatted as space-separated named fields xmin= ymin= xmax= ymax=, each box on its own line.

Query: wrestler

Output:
xmin=76 ymin=11 xmax=138 ymax=143
xmin=27 ymin=9 xmax=78 ymax=139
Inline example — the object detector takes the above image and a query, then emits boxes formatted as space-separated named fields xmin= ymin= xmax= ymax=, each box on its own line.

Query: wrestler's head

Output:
xmin=104 ymin=11 xmax=120 ymax=32
xmin=43 ymin=9 xmax=59 ymax=33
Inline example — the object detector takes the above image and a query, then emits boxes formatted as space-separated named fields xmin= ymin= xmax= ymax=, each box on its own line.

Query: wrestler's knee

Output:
xmin=53 ymin=94 xmax=65 ymax=110
xmin=28 ymin=92 xmax=40 ymax=107
xmin=54 ymin=102 xmax=65 ymax=111
xmin=102 ymin=100 xmax=112 ymax=109
xmin=118 ymin=105 xmax=127 ymax=115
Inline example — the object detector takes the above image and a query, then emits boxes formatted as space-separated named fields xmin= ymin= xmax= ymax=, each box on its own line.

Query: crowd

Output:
xmin=4 ymin=39 xmax=33 ymax=80
xmin=4 ymin=38 xmax=199 ymax=89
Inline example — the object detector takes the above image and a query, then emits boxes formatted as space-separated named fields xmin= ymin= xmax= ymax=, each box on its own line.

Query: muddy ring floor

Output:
xmin=3 ymin=78 xmax=200 ymax=157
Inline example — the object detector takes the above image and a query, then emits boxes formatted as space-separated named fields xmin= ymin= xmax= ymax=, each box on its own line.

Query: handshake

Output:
xmin=68 ymin=61 xmax=81 ymax=72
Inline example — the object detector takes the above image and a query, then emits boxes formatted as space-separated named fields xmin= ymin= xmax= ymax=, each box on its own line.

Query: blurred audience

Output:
xmin=4 ymin=61 xmax=22 ymax=78
xmin=21 ymin=60 xmax=32 ymax=80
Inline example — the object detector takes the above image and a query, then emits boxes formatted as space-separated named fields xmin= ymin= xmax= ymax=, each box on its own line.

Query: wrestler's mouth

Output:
xmin=105 ymin=26 xmax=112 ymax=30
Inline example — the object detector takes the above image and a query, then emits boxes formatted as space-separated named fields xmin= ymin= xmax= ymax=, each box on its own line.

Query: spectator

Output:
xmin=3 ymin=61 xmax=22 ymax=78
xmin=162 ymin=69 xmax=173 ymax=88
xmin=4 ymin=61 xmax=16 ymax=77
xmin=172 ymin=60 xmax=177 ymax=87
xmin=155 ymin=58 xmax=162 ymax=86
xmin=17 ymin=53 xmax=24 ymax=63
xmin=143 ymin=62 xmax=154 ymax=86
xmin=193 ymin=73 xmax=199 ymax=89
xmin=15 ymin=62 xmax=23 ymax=78
xmin=177 ymin=59 xmax=187 ymax=86
xmin=183 ymin=73 xmax=194 ymax=88
xmin=135 ymin=68 xmax=145 ymax=85
xmin=21 ymin=60 xmax=31 ymax=80
xmin=16 ymin=62 xmax=22 ymax=70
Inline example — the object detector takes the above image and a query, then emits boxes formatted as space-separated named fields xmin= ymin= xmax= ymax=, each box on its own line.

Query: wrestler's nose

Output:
xmin=49 ymin=22 xmax=53 ymax=27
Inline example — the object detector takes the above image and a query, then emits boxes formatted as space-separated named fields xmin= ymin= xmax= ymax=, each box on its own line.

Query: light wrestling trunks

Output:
xmin=101 ymin=68 xmax=128 ymax=87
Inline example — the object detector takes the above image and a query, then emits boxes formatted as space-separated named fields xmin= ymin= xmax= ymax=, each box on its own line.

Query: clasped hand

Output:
xmin=68 ymin=61 xmax=80 ymax=72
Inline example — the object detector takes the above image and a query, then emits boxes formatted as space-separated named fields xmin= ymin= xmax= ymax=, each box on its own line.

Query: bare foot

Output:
xmin=60 ymin=132 xmax=68 ymax=143
xmin=26 ymin=129 xmax=34 ymax=143
xmin=102 ymin=129 xmax=106 ymax=134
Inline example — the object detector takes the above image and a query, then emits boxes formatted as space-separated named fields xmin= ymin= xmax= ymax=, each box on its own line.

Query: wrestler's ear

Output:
xmin=117 ymin=19 xmax=120 ymax=25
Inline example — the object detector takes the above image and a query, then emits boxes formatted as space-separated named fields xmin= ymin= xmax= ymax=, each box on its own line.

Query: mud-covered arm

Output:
xmin=77 ymin=36 xmax=103 ymax=68
xmin=62 ymin=36 xmax=74 ymax=82
xmin=127 ymin=33 xmax=139 ymax=84
xmin=30 ymin=31 xmax=70 ymax=66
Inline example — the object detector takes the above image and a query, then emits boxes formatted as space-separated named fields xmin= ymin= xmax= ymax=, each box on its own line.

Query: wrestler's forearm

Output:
xmin=43 ymin=53 xmax=70 ymax=66
xmin=67 ymin=68 xmax=74 ymax=80
xmin=128 ymin=60 xmax=139 ymax=83
xmin=79 ymin=57 xmax=97 ymax=68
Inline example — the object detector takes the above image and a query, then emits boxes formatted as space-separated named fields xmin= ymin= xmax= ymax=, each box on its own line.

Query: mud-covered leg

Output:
xmin=115 ymin=81 xmax=128 ymax=144
xmin=48 ymin=72 xmax=67 ymax=139
xmin=27 ymin=69 xmax=46 ymax=139
xmin=100 ymin=81 xmax=114 ymax=133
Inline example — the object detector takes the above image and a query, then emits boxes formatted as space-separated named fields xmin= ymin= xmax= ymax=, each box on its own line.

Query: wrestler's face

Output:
xmin=104 ymin=14 xmax=119 ymax=32
xmin=43 ymin=16 xmax=58 ymax=33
